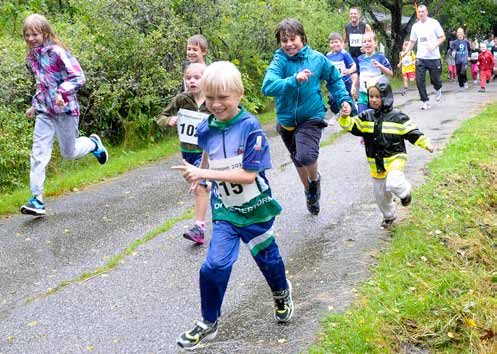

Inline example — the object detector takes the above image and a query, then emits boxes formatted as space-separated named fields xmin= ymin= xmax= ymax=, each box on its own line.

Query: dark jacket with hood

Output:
xmin=156 ymin=91 xmax=209 ymax=153
xmin=338 ymin=76 xmax=431 ymax=178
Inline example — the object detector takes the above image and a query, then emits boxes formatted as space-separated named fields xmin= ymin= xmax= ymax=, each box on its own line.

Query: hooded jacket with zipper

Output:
xmin=26 ymin=41 xmax=85 ymax=117
xmin=338 ymin=76 xmax=431 ymax=178
xmin=262 ymin=45 xmax=353 ymax=128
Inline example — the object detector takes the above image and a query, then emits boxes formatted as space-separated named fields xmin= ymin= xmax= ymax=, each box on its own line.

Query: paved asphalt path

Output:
xmin=1 ymin=80 xmax=496 ymax=354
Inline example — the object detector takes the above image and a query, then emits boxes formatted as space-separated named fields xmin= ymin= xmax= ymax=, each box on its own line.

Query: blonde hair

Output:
xmin=200 ymin=61 xmax=244 ymax=96
xmin=22 ymin=13 xmax=66 ymax=49
xmin=187 ymin=34 xmax=209 ymax=52
xmin=363 ymin=31 xmax=376 ymax=42
xmin=184 ymin=63 xmax=206 ymax=77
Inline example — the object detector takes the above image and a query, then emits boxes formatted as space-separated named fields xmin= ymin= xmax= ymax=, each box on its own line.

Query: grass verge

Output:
xmin=0 ymin=137 xmax=179 ymax=215
xmin=0 ymin=109 xmax=278 ymax=216
xmin=309 ymin=103 xmax=497 ymax=353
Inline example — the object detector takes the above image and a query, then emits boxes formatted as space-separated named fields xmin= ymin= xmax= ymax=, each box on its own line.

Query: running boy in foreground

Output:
xmin=173 ymin=61 xmax=293 ymax=350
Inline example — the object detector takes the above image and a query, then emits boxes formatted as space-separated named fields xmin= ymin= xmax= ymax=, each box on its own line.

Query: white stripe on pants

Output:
xmin=30 ymin=113 xmax=95 ymax=196
xmin=372 ymin=170 xmax=411 ymax=221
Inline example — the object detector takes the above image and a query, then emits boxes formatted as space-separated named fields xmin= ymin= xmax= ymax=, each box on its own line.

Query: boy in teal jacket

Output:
xmin=262 ymin=18 xmax=354 ymax=215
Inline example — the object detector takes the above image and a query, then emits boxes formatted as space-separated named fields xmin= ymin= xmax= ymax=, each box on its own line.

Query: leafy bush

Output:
xmin=0 ymin=0 xmax=347 ymax=193
xmin=0 ymin=106 xmax=32 ymax=192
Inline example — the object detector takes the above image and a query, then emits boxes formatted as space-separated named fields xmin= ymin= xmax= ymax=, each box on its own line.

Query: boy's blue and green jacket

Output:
xmin=262 ymin=45 xmax=354 ymax=127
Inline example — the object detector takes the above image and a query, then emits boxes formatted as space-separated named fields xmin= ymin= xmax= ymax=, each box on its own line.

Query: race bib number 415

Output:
xmin=177 ymin=109 xmax=209 ymax=145
xmin=208 ymin=155 xmax=260 ymax=207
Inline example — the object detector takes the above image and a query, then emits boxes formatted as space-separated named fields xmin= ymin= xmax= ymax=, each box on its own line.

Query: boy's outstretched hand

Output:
xmin=296 ymin=69 xmax=312 ymax=82
xmin=427 ymin=144 xmax=435 ymax=153
xmin=340 ymin=101 xmax=352 ymax=117
xmin=172 ymin=159 xmax=203 ymax=183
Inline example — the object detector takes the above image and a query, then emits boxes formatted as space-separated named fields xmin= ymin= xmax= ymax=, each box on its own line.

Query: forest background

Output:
xmin=1 ymin=0 xmax=496 ymax=194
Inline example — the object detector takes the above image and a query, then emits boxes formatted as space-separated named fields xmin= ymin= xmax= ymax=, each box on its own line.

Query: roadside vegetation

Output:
xmin=0 ymin=107 xmax=278 ymax=215
xmin=0 ymin=0 xmax=346 ymax=196
xmin=309 ymin=103 xmax=497 ymax=353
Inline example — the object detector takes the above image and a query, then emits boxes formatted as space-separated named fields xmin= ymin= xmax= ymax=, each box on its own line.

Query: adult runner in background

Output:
xmin=402 ymin=4 xmax=446 ymax=110
xmin=344 ymin=7 xmax=372 ymax=69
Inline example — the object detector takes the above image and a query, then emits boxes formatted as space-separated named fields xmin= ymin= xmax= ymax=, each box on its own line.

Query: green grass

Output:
xmin=0 ymin=109 xmax=280 ymax=215
xmin=309 ymin=104 xmax=497 ymax=353
xmin=257 ymin=109 xmax=277 ymax=126
xmin=0 ymin=137 xmax=179 ymax=215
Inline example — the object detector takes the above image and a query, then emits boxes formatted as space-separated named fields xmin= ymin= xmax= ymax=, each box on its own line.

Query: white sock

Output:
xmin=195 ymin=221 xmax=206 ymax=231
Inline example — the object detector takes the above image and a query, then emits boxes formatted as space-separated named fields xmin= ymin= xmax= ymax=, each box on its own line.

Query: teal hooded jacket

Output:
xmin=262 ymin=45 xmax=353 ymax=127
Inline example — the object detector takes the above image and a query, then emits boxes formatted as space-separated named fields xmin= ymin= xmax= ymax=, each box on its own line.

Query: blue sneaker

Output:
xmin=20 ymin=196 xmax=46 ymax=216
xmin=90 ymin=134 xmax=108 ymax=165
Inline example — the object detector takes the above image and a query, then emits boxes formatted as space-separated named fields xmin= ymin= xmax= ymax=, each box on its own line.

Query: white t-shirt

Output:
xmin=410 ymin=17 xmax=444 ymax=59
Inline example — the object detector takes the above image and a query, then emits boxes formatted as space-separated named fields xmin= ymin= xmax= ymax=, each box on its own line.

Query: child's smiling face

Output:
xmin=329 ymin=39 xmax=343 ymax=53
xmin=279 ymin=33 xmax=304 ymax=57
xmin=24 ymin=28 xmax=45 ymax=48
xmin=186 ymin=44 xmax=207 ymax=64
xmin=362 ymin=33 xmax=376 ymax=55
xmin=205 ymin=89 xmax=242 ymax=122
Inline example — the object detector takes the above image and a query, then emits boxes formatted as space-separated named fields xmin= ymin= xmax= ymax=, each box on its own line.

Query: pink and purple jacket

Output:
xmin=26 ymin=42 xmax=85 ymax=116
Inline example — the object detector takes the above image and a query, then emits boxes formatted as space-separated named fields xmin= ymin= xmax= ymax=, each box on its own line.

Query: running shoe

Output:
xmin=401 ymin=193 xmax=412 ymax=206
xmin=90 ymin=134 xmax=108 ymax=165
xmin=305 ymin=174 xmax=321 ymax=215
xmin=183 ymin=225 xmax=205 ymax=244
xmin=420 ymin=101 xmax=431 ymax=110
xmin=435 ymin=89 xmax=442 ymax=102
xmin=20 ymin=196 xmax=46 ymax=216
xmin=381 ymin=218 xmax=396 ymax=229
xmin=273 ymin=280 xmax=294 ymax=323
xmin=177 ymin=319 xmax=218 ymax=350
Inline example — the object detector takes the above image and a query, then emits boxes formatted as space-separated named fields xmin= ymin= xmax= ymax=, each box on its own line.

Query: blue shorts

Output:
xmin=181 ymin=151 xmax=202 ymax=167
xmin=277 ymin=118 xmax=327 ymax=167
xmin=181 ymin=151 xmax=207 ymax=187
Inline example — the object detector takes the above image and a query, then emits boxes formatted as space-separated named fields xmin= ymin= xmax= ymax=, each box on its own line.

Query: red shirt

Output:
xmin=478 ymin=51 xmax=495 ymax=71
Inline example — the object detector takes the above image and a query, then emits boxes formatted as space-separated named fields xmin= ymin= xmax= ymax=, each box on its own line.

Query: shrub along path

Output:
xmin=0 ymin=80 xmax=496 ymax=354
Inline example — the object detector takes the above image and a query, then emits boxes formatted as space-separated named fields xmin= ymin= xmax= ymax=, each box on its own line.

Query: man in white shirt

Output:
xmin=403 ymin=5 xmax=446 ymax=110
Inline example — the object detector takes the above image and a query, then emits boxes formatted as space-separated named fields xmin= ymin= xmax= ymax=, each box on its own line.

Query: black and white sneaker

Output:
xmin=381 ymin=218 xmax=396 ymax=229
xmin=401 ymin=193 xmax=412 ymax=206
xmin=20 ymin=196 xmax=46 ymax=216
xmin=273 ymin=280 xmax=294 ymax=323
xmin=177 ymin=319 xmax=218 ymax=350
xmin=305 ymin=174 xmax=321 ymax=215
xmin=90 ymin=134 xmax=108 ymax=165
